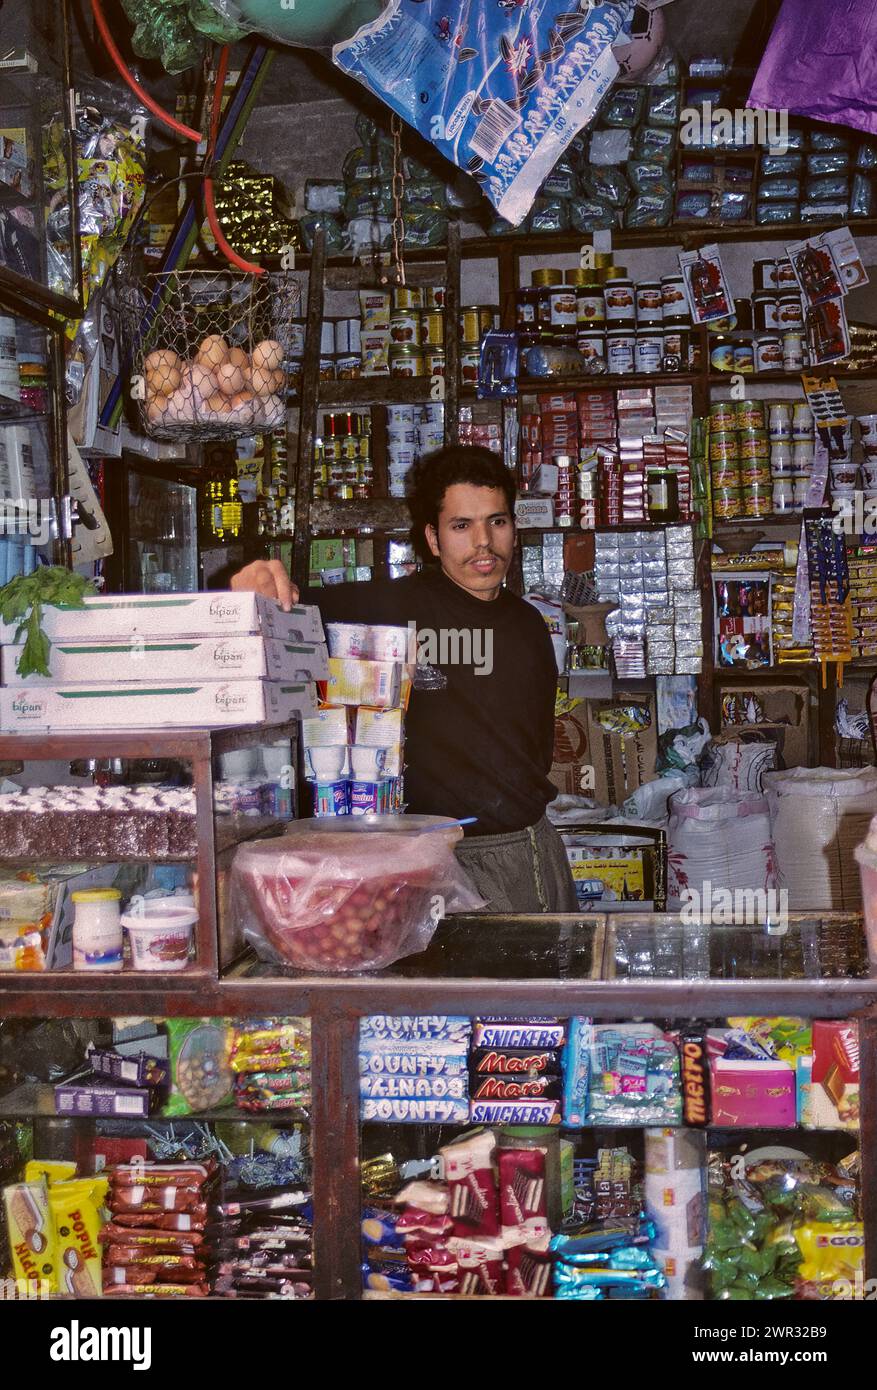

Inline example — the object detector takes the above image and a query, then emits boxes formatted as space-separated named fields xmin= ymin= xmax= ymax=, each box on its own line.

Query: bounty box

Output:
xmin=0 ymin=680 xmax=317 ymax=730
xmin=0 ymin=592 xmax=324 ymax=644
xmin=2 ymin=636 xmax=329 ymax=685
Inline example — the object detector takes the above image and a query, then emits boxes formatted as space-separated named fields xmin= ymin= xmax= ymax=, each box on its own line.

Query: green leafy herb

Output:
xmin=0 ymin=568 xmax=96 ymax=678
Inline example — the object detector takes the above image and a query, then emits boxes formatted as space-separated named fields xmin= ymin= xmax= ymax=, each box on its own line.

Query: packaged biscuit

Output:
xmin=49 ymin=1177 xmax=108 ymax=1298
xmin=3 ymin=1179 xmax=55 ymax=1292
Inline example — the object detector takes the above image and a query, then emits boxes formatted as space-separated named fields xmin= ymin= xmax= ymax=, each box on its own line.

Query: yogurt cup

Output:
xmin=121 ymin=904 xmax=197 ymax=972
xmin=306 ymin=746 xmax=349 ymax=781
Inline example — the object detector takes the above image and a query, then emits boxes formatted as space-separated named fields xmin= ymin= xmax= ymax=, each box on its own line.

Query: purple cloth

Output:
xmin=748 ymin=0 xmax=877 ymax=138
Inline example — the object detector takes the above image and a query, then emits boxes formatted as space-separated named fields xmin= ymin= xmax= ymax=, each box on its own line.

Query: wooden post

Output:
xmin=291 ymin=226 xmax=327 ymax=588
xmin=445 ymin=222 xmax=461 ymax=445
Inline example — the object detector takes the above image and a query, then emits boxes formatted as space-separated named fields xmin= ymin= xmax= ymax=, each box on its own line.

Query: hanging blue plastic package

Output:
xmin=333 ymin=1 xmax=634 ymax=226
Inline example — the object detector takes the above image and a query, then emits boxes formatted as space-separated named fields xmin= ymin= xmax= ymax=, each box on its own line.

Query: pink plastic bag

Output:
xmin=749 ymin=0 xmax=877 ymax=138
xmin=231 ymin=816 xmax=485 ymax=973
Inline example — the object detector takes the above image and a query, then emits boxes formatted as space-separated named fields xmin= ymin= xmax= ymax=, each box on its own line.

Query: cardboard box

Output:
xmin=55 ymin=1082 xmax=152 ymax=1118
xmin=0 ymin=680 xmax=317 ymax=731
xmin=0 ymin=593 xmax=324 ymax=644
xmin=515 ymin=498 xmax=555 ymax=528
xmin=2 ymin=637 xmax=328 ymax=686
xmin=550 ymin=697 xmax=592 ymax=799
xmin=808 ymin=1020 xmax=859 ymax=1130
xmin=302 ymin=706 xmax=352 ymax=747
xmin=584 ymin=693 xmax=658 ymax=807
xmin=718 ymin=682 xmax=810 ymax=769
xmin=710 ymin=1059 xmax=797 ymax=1127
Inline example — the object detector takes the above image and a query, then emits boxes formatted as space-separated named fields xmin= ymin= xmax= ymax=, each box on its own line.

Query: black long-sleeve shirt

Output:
xmin=302 ymin=568 xmax=558 ymax=836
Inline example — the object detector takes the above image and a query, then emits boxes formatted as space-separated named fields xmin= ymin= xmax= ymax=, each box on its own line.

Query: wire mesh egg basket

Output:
xmin=119 ymin=269 xmax=301 ymax=441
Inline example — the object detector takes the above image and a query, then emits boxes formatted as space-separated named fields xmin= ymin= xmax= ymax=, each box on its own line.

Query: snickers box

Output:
xmin=808 ymin=1020 xmax=860 ymax=1131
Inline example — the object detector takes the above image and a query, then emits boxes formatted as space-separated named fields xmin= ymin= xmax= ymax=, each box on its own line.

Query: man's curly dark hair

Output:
xmin=406 ymin=444 xmax=517 ymax=562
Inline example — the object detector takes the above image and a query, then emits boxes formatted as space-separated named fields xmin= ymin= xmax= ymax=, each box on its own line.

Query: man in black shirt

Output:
xmin=230 ymin=445 xmax=577 ymax=912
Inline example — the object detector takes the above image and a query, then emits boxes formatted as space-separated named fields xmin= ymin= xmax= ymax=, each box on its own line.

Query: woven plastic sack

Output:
xmin=231 ymin=815 xmax=485 ymax=973
xmin=667 ymin=787 xmax=777 ymax=910
xmin=765 ymin=767 xmax=877 ymax=911
xmin=700 ymin=735 xmax=779 ymax=794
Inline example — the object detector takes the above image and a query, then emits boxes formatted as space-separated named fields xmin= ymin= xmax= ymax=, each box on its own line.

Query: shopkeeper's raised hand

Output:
xmin=230 ymin=559 xmax=299 ymax=611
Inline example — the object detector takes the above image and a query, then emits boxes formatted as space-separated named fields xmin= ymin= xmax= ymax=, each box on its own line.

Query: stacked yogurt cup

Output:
xmin=386 ymin=402 xmax=445 ymax=498
xmin=768 ymin=401 xmax=814 ymax=515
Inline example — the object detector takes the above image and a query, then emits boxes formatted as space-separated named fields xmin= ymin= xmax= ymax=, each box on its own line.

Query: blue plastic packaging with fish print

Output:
xmin=333 ymin=0 xmax=633 ymax=226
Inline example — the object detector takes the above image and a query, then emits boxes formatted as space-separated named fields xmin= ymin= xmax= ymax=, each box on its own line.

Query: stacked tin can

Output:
xmin=388 ymin=284 xmax=446 ymax=380
xmin=459 ymin=303 xmax=499 ymax=386
xmin=318 ymin=318 xmax=363 ymax=381
xmin=709 ymin=401 xmax=772 ymax=520
xmin=769 ymin=400 xmax=815 ymax=514
xmin=313 ymin=410 xmax=372 ymax=501
xmin=751 ymin=257 xmax=808 ymax=374
xmin=516 ymin=258 xmax=691 ymax=375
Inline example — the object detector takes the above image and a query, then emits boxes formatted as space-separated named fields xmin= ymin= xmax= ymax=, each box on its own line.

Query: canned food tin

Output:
xmin=636 ymin=281 xmax=664 ymax=325
xmin=664 ymin=328 xmax=689 ymax=366
xmin=357 ymin=434 xmax=371 ymax=459
xmin=711 ymin=461 xmax=742 ymax=488
xmin=423 ymin=285 xmax=445 ymax=309
xmin=755 ymin=335 xmax=783 ymax=372
xmin=709 ymin=403 xmax=737 ymax=431
xmin=288 ymin=320 xmax=306 ymax=358
xmin=531 ymin=268 xmax=558 ymax=286
xmin=546 ymin=287 xmax=576 ymax=329
xmin=576 ymin=330 xmax=606 ymax=364
xmin=603 ymin=265 xmax=627 ymax=280
xmin=341 ymin=435 xmax=360 ymax=461
xmin=389 ymin=346 xmax=425 ymax=378
xmin=739 ymin=430 xmax=770 ymax=460
xmin=460 ymin=348 xmax=481 ymax=385
xmin=576 ymin=287 xmax=606 ymax=325
xmin=752 ymin=292 xmax=780 ymax=332
xmin=734 ymin=344 xmax=755 ymax=372
xmin=392 ymin=285 xmax=423 ymax=310
xmin=336 ymin=355 xmax=361 ymax=379
xmin=319 ymin=357 xmax=335 ymax=381
xmin=743 ymin=485 xmax=773 ymax=517
xmin=420 ymin=310 xmax=444 ymax=346
xmin=516 ymin=287 xmax=539 ymax=330
xmin=711 ymin=342 xmax=735 ymax=372
xmin=323 ymin=438 xmax=342 ymax=463
xmin=460 ymin=305 xmax=498 ymax=343
xmin=565 ymin=267 xmax=590 ymax=286
xmin=424 ymin=349 xmax=445 ymax=377
xmin=740 ymin=461 xmax=772 ymax=485
xmin=353 ymin=483 xmax=372 ymax=501
xmin=777 ymin=293 xmax=804 ymax=330
xmin=385 ymin=404 xmax=416 ymax=428
xmin=606 ymin=331 xmax=635 ymax=374
xmin=635 ymin=332 xmax=664 ymax=373
xmin=320 ymin=321 xmax=336 ymax=355
xmin=713 ymin=487 xmax=743 ymax=519
xmin=328 ymin=484 xmax=355 ymax=502
xmin=735 ymin=400 xmax=766 ymax=431
xmin=604 ymin=279 xmax=636 ymax=326
xmin=661 ymin=275 xmax=689 ymax=322
xmin=390 ymin=309 xmax=421 ymax=346
xmin=710 ymin=430 xmax=740 ymax=461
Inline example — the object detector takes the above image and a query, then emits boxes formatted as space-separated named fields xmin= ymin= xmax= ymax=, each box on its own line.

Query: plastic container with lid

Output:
xmin=635 ymin=282 xmax=663 ymax=325
xmin=72 ymin=888 xmax=123 ymax=972
xmin=121 ymin=901 xmax=198 ymax=972
xmin=390 ymin=346 xmax=426 ymax=378
xmin=230 ymin=815 xmax=485 ymax=972
xmin=516 ymin=287 xmax=540 ymax=330
xmin=606 ymin=331 xmax=635 ymax=374
xmin=576 ymin=330 xmax=606 ymax=365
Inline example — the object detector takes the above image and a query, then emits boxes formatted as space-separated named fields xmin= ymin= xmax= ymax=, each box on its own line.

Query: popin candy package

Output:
xmin=333 ymin=1 xmax=633 ymax=226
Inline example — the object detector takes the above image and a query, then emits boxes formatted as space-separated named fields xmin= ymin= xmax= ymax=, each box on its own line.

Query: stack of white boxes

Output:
xmin=0 ymin=592 xmax=327 ymax=730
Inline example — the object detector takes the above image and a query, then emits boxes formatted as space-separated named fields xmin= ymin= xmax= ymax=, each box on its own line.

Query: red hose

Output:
xmin=89 ymin=0 xmax=201 ymax=142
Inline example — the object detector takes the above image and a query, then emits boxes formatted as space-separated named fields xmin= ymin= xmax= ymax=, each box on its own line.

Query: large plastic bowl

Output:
xmin=232 ymin=815 xmax=466 ymax=972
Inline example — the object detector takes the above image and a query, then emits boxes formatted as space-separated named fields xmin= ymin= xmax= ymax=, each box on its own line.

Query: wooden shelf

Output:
xmin=318 ymin=378 xmax=435 ymax=406
xmin=710 ymin=373 xmax=877 ymax=386
xmin=309 ymin=497 xmax=410 ymax=531
xmin=516 ymin=372 xmax=701 ymax=394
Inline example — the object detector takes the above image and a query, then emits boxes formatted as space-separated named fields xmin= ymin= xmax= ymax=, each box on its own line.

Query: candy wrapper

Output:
xmin=161 ymin=1019 xmax=234 ymax=1117
xmin=713 ymin=573 xmax=773 ymax=670
xmin=678 ymin=244 xmax=731 ymax=325
xmin=576 ymin=1023 xmax=682 ymax=1126
xmin=333 ymin=1 xmax=633 ymax=226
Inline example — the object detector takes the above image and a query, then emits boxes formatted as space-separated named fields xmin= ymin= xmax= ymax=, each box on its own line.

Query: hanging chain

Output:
xmin=390 ymin=112 xmax=406 ymax=287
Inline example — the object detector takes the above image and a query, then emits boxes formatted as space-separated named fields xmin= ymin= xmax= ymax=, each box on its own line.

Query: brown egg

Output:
xmin=215 ymin=360 xmax=247 ymax=397
xmin=145 ymin=394 xmax=168 ymax=423
xmin=164 ymin=389 xmax=195 ymax=423
xmin=251 ymin=339 xmax=283 ymax=372
xmin=205 ymin=392 xmax=232 ymax=416
xmin=190 ymin=363 xmax=218 ymax=404
xmin=227 ymin=346 xmax=250 ymax=373
xmin=251 ymin=365 xmax=285 ymax=397
xmin=227 ymin=390 xmax=256 ymax=426
xmin=144 ymin=349 xmax=182 ymax=396
xmin=196 ymin=335 xmax=229 ymax=370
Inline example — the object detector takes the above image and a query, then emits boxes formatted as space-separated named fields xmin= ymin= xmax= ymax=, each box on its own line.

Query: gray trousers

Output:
xmin=454 ymin=814 xmax=578 ymax=914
